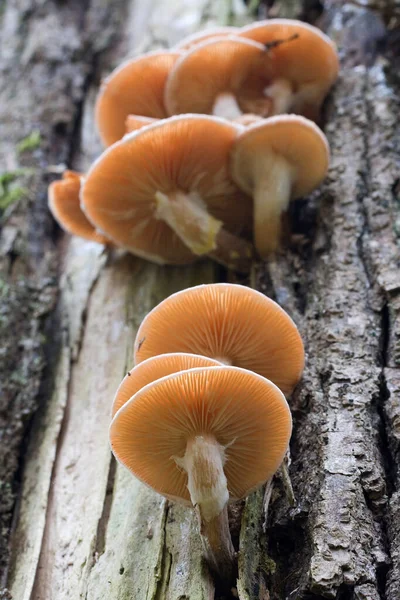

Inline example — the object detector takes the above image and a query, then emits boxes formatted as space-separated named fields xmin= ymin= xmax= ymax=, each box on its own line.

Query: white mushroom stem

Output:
xmin=263 ymin=78 xmax=293 ymax=115
xmin=252 ymin=153 xmax=294 ymax=258
xmin=175 ymin=435 xmax=235 ymax=581
xmin=154 ymin=190 xmax=253 ymax=272
xmin=212 ymin=92 xmax=243 ymax=120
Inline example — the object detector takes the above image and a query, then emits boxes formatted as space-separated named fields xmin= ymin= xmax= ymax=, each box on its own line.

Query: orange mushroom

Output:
xmin=164 ymin=37 xmax=276 ymax=120
xmin=239 ymin=19 xmax=339 ymax=120
xmin=95 ymin=51 xmax=180 ymax=147
xmin=112 ymin=353 xmax=221 ymax=417
xmin=125 ymin=115 xmax=157 ymax=134
xmin=173 ymin=26 xmax=238 ymax=51
xmin=134 ymin=283 xmax=304 ymax=396
xmin=81 ymin=115 xmax=253 ymax=270
xmin=48 ymin=170 xmax=109 ymax=244
xmin=110 ymin=366 xmax=291 ymax=580
xmin=230 ymin=114 xmax=330 ymax=257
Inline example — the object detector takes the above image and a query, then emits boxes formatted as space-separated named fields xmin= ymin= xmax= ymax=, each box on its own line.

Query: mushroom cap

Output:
xmin=125 ymin=115 xmax=158 ymax=134
xmin=173 ymin=26 xmax=238 ymax=51
xmin=231 ymin=114 xmax=330 ymax=199
xmin=134 ymin=283 xmax=304 ymax=395
xmin=164 ymin=37 xmax=275 ymax=117
xmin=112 ymin=352 xmax=221 ymax=417
xmin=81 ymin=115 xmax=252 ymax=265
xmin=239 ymin=19 xmax=339 ymax=92
xmin=95 ymin=51 xmax=180 ymax=147
xmin=110 ymin=366 xmax=292 ymax=503
xmin=48 ymin=170 xmax=109 ymax=244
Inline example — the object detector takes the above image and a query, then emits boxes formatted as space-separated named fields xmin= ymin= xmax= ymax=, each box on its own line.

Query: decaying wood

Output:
xmin=1 ymin=0 xmax=400 ymax=599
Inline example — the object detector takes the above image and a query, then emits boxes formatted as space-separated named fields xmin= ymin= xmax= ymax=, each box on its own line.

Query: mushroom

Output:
xmin=230 ymin=114 xmax=330 ymax=257
xmin=173 ymin=26 xmax=238 ymax=51
xmin=81 ymin=115 xmax=253 ymax=271
xmin=125 ymin=115 xmax=157 ymax=134
xmin=48 ymin=170 xmax=109 ymax=244
xmin=134 ymin=283 xmax=304 ymax=396
xmin=239 ymin=19 xmax=339 ymax=120
xmin=95 ymin=51 xmax=180 ymax=147
xmin=110 ymin=365 xmax=292 ymax=581
xmin=164 ymin=37 xmax=276 ymax=120
xmin=112 ymin=352 xmax=221 ymax=417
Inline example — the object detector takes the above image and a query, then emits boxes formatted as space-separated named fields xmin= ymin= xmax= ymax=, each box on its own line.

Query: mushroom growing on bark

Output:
xmin=48 ymin=170 xmax=109 ymax=244
xmin=230 ymin=114 xmax=330 ymax=257
xmin=134 ymin=283 xmax=304 ymax=396
xmin=112 ymin=353 xmax=221 ymax=417
xmin=81 ymin=115 xmax=253 ymax=271
xmin=239 ymin=19 xmax=339 ymax=120
xmin=95 ymin=51 xmax=180 ymax=147
xmin=164 ymin=37 xmax=276 ymax=120
xmin=110 ymin=366 xmax=292 ymax=581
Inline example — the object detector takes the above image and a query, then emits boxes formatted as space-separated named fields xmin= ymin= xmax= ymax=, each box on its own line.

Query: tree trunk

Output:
xmin=1 ymin=0 xmax=399 ymax=598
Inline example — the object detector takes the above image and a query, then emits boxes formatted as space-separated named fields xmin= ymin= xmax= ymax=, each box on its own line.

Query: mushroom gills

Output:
xmin=154 ymin=190 xmax=253 ymax=272
xmin=252 ymin=153 xmax=294 ymax=257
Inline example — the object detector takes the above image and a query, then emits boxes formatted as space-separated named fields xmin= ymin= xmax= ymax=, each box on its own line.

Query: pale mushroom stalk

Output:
xmin=175 ymin=435 xmax=235 ymax=581
xmin=212 ymin=92 xmax=243 ymax=120
xmin=154 ymin=190 xmax=253 ymax=272
xmin=263 ymin=78 xmax=293 ymax=115
xmin=252 ymin=153 xmax=294 ymax=257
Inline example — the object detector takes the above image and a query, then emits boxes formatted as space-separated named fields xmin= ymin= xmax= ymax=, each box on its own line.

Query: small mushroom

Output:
xmin=112 ymin=352 xmax=221 ymax=417
xmin=164 ymin=37 xmax=275 ymax=120
xmin=81 ymin=115 xmax=253 ymax=271
xmin=95 ymin=51 xmax=180 ymax=147
xmin=48 ymin=170 xmax=109 ymax=244
xmin=125 ymin=115 xmax=157 ymax=134
xmin=134 ymin=283 xmax=304 ymax=396
xmin=110 ymin=366 xmax=291 ymax=581
xmin=173 ymin=26 xmax=238 ymax=51
xmin=230 ymin=114 xmax=329 ymax=257
xmin=239 ymin=19 xmax=339 ymax=120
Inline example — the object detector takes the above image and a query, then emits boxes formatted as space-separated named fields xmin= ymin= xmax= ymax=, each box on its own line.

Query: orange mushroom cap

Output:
xmin=134 ymin=283 xmax=304 ymax=395
xmin=81 ymin=115 xmax=252 ymax=266
xmin=164 ymin=37 xmax=275 ymax=119
xmin=125 ymin=115 xmax=158 ymax=134
xmin=239 ymin=19 xmax=339 ymax=119
xmin=48 ymin=170 xmax=109 ymax=244
xmin=110 ymin=366 xmax=292 ymax=503
xmin=112 ymin=352 xmax=221 ymax=417
xmin=173 ymin=26 xmax=238 ymax=51
xmin=95 ymin=51 xmax=180 ymax=147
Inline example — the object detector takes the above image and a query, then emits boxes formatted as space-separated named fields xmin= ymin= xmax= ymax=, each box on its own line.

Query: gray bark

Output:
xmin=1 ymin=0 xmax=400 ymax=599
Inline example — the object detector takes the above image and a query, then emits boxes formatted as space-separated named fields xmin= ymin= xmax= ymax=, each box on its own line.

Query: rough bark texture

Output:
xmin=1 ymin=0 xmax=400 ymax=599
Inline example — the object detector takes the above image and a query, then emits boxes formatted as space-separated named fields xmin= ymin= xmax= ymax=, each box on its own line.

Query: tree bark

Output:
xmin=1 ymin=0 xmax=400 ymax=599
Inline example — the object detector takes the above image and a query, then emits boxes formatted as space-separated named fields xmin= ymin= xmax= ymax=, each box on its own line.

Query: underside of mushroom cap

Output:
xmin=95 ymin=51 xmax=180 ymax=147
xmin=110 ymin=366 xmax=292 ymax=503
xmin=48 ymin=170 xmax=109 ymax=244
xmin=81 ymin=115 xmax=252 ymax=265
xmin=231 ymin=114 xmax=330 ymax=198
xmin=134 ymin=283 xmax=304 ymax=395
xmin=125 ymin=115 xmax=158 ymax=134
xmin=164 ymin=37 xmax=276 ymax=118
xmin=112 ymin=352 xmax=221 ymax=417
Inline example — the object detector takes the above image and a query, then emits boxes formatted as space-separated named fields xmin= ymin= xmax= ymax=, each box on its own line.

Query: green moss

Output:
xmin=16 ymin=130 xmax=41 ymax=154
xmin=0 ymin=170 xmax=32 ymax=211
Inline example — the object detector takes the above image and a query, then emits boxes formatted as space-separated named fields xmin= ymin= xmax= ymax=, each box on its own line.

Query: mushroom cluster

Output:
xmin=110 ymin=283 xmax=304 ymax=582
xmin=48 ymin=19 xmax=337 ymax=270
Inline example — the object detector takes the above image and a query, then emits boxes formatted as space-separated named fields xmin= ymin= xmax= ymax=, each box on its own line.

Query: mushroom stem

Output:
xmin=154 ymin=190 xmax=253 ymax=272
xmin=176 ymin=435 xmax=235 ymax=582
xmin=252 ymin=154 xmax=294 ymax=257
xmin=212 ymin=92 xmax=243 ymax=120
xmin=263 ymin=78 xmax=293 ymax=115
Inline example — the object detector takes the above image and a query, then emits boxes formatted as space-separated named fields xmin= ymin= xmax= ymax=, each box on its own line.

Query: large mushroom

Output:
xmin=110 ymin=366 xmax=292 ymax=581
xmin=95 ymin=51 xmax=180 ymax=147
xmin=239 ymin=19 xmax=339 ymax=120
xmin=164 ymin=37 xmax=276 ymax=120
xmin=134 ymin=283 xmax=304 ymax=396
xmin=48 ymin=170 xmax=109 ymax=244
xmin=230 ymin=114 xmax=330 ymax=257
xmin=81 ymin=115 xmax=253 ymax=271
